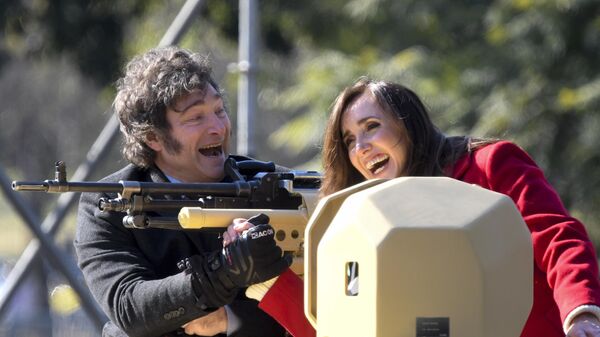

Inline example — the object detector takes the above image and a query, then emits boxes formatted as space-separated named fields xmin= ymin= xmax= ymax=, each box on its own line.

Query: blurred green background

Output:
xmin=1 ymin=0 xmax=599 ymax=335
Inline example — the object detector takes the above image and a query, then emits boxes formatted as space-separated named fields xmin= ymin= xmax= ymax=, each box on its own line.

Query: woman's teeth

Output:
xmin=373 ymin=165 xmax=386 ymax=175
xmin=366 ymin=155 xmax=389 ymax=175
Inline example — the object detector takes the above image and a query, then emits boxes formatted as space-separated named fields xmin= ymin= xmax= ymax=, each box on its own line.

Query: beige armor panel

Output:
xmin=305 ymin=177 xmax=532 ymax=337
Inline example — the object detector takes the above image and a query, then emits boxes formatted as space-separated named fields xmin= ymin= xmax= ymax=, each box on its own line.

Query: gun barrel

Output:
xmin=12 ymin=181 xmax=49 ymax=192
xmin=11 ymin=180 xmax=254 ymax=196
xmin=12 ymin=180 xmax=124 ymax=193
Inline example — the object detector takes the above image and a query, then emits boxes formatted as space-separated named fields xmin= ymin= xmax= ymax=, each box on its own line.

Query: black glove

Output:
xmin=210 ymin=222 xmax=291 ymax=289
xmin=178 ymin=254 xmax=238 ymax=310
xmin=179 ymin=215 xmax=291 ymax=309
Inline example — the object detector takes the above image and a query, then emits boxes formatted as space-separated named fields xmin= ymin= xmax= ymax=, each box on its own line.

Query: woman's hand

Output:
xmin=223 ymin=214 xmax=270 ymax=246
xmin=567 ymin=313 xmax=600 ymax=337
xmin=182 ymin=307 xmax=227 ymax=336
xmin=223 ymin=218 xmax=254 ymax=246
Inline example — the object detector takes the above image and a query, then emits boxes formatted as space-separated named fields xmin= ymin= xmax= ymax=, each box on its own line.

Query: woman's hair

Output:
xmin=113 ymin=46 xmax=221 ymax=168
xmin=321 ymin=77 xmax=492 ymax=196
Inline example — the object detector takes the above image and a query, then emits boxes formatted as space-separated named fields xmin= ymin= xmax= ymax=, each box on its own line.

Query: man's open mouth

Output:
xmin=366 ymin=154 xmax=389 ymax=175
xmin=198 ymin=143 xmax=223 ymax=157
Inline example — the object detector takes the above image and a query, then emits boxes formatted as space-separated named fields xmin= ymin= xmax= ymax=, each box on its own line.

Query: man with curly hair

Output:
xmin=75 ymin=46 xmax=290 ymax=337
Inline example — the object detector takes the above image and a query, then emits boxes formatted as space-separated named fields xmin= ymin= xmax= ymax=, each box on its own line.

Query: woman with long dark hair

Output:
xmin=230 ymin=77 xmax=600 ymax=337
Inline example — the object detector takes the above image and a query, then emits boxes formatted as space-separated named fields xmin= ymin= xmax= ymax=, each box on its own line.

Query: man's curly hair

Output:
xmin=113 ymin=46 xmax=220 ymax=168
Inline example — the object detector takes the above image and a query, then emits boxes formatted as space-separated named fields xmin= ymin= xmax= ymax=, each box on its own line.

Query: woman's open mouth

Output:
xmin=366 ymin=154 xmax=389 ymax=176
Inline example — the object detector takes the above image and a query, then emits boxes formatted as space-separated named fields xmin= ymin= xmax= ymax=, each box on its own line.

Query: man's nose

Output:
xmin=207 ymin=115 xmax=227 ymax=135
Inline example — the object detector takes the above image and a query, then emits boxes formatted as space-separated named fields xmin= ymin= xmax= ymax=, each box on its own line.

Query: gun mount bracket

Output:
xmin=118 ymin=180 xmax=142 ymax=200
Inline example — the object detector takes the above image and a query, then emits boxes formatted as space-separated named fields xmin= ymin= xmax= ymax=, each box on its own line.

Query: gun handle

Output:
xmin=178 ymin=207 xmax=308 ymax=274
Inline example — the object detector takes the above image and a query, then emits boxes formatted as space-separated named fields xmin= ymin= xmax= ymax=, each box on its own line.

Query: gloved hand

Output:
xmin=179 ymin=216 xmax=291 ymax=309
xmin=178 ymin=254 xmax=238 ymax=310
xmin=209 ymin=223 xmax=291 ymax=289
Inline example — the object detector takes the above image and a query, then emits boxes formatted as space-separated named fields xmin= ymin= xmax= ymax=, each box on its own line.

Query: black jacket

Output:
xmin=74 ymin=160 xmax=286 ymax=337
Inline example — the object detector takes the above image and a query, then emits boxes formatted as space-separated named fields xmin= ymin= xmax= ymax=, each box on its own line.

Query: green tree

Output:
xmin=0 ymin=0 xmax=146 ymax=85
xmin=2 ymin=0 xmax=599 ymax=245
xmin=201 ymin=0 xmax=600 ymax=244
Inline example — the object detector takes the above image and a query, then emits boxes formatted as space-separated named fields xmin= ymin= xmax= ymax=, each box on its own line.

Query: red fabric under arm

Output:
xmin=258 ymin=268 xmax=316 ymax=337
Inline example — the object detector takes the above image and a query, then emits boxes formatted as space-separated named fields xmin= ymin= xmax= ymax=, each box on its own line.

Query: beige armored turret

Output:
xmin=305 ymin=177 xmax=533 ymax=337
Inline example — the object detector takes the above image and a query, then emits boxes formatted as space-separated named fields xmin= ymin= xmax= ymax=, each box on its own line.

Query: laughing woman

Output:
xmin=321 ymin=77 xmax=600 ymax=337
xmin=229 ymin=77 xmax=600 ymax=337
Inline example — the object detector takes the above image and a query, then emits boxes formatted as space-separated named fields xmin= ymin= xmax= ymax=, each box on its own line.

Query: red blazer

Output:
xmin=451 ymin=141 xmax=600 ymax=336
xmin=260 ymin=141 xmax=600 ymax=337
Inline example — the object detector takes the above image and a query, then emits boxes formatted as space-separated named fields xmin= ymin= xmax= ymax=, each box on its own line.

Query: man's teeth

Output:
xmin=198 ymin=143 xmax=223 ymax=156
xmin=199 ymin=143 xmax=222 ymax=150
